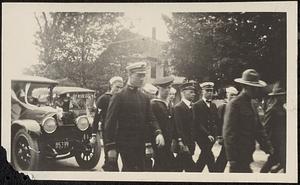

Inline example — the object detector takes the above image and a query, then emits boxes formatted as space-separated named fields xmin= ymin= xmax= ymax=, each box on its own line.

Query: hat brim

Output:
xmin=268 ymin=92 xmax=286 ymax=96
xmin=234 ymin=78 xmax=267 ymax=87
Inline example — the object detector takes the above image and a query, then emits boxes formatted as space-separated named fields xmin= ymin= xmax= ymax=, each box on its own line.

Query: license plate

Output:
xmin=55 ymin=141 xmax=69 ymax=150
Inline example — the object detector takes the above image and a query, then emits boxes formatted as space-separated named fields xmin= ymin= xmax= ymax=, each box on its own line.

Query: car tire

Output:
xmin=12 ymin=129 xmax=40 ymax=171
xmin=75 ymin=132 xmax=101 ymax=170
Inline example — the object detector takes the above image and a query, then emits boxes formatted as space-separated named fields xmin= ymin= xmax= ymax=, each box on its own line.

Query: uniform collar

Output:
xmin=182 ymin=97 xmax=192 ymax=108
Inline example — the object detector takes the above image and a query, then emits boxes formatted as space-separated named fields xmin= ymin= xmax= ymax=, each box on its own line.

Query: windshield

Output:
xmin=54 ymin=92 xmax=95 ymax=114
xmin=29 ymin=84 xmax=54 ymax=106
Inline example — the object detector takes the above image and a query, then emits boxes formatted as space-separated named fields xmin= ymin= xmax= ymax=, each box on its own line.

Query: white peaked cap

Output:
xmin=109 ymin=76 xmax=123 ymax=85
xmin=226 ymin=86 xmax=238 ymax=94
xmin=142 ymin=83 xmax=158 ymax=95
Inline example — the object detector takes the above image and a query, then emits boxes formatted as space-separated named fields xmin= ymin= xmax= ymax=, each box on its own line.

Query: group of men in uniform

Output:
xmin=90 ymin=61 xmax=286 ymax=173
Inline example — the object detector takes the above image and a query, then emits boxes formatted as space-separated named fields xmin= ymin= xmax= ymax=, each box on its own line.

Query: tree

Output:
xmin=29 ymin=12 xmax=124 ymax=88
xmin=163 ymin=13 xmax=286 ymax=88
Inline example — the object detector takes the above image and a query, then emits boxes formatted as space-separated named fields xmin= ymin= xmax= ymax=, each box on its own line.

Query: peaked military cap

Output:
xmin=180 ymin=82 xmax=196 ymax=91
xmin=153 ymin=76 xmax=174 ymax=87
xmin=126 ymin=62 xmax=147 ymax=74
xmin=200 ymin=82 xmax=214 ymax=89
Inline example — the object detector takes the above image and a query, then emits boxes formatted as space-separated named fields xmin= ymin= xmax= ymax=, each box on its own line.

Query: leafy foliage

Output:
xmin=163 ymin=12 xmax=286 ymax=88
xmin=28 ymin=12 xmax=124 ymax=90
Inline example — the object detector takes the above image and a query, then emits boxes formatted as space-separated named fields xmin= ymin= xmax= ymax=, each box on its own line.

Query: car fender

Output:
xmin=11 ymin=119 xmax=41 ymax=137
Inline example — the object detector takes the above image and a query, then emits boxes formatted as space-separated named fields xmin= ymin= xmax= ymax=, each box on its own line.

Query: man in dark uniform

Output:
xmin=214 ymin=86 xmax=238 ymax=172
xmin=173 ymin=82 xmax=197 ymax=172
xmin=193 ymin=82 xmax=218 ymax=172
xmin=90 ymin=76 xmax=123 ymax=171
xmin=223 ymin=69 xmax=274 ymax=173
xmin=104 ymin=62 xmax=165 ymax=172
xmin=151 ymin=76 xmax=176 ymax=171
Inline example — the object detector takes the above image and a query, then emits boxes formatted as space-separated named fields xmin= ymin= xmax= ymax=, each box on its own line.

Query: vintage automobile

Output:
xmin=11 ymin=75 xmax=101 ymax=171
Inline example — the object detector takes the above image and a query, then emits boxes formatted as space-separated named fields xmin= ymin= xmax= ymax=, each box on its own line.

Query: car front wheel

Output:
xmin=12 ymin=129 xmax=40 ymax=171
xmin=75 ymin=132 xmax=101 ymax=170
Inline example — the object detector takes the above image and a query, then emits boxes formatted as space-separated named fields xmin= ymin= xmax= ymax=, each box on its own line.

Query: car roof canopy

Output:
xmin=11 ymin=75 xmax=58 ymax=85
xmin=53 ymin=86 xmax=95 ymax=95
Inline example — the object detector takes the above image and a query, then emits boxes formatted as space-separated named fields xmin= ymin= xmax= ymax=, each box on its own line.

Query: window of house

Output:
xmin=151 ymin=64 xmax=156 ymax=78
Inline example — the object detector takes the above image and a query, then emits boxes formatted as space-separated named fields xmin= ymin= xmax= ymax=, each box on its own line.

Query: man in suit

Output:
xmin=223 ymin=69 xmax=274 ymax=173
xmin=214 ymin=86 xmax=238 ymax=172
xmin=104 ymin=62 xmax=165 ymax=171
xmin=193 ymin=82 xmax=218 ymax=172
xmin=90 ymin=76 xmax=124 ymax=171
xmin=151 ymin=76 xmax=176 ymax=171
xmin=173 ymin=82 xmax=197 ymax=172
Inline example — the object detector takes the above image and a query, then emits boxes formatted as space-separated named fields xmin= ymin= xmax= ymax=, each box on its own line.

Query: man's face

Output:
xmin=111 ymin=81 xmax=123 ymax=94
xmin=227 ymin=92 xmax=237 ymax=101
xmin=182 ymin=89 xmax=196 ymax=102
xmin=129 ymin=73 xmax=146 ymax=87
xmin=202 ymin=88 xmax=213 ymax=100
xmin=159 ymin=85 xmax=171 ymax=99
xmin=168 ymin=91 xmax=176 ymax=102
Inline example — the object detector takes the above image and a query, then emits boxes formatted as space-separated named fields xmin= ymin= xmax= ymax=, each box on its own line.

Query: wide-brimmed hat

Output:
xmin=234 ymin=69 xmax=267 ymax=87
xmin=268 ymin=82 xmax=286 ymax=96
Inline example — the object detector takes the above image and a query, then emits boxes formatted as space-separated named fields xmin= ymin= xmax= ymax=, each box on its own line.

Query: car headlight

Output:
xmin=76 ymin=116 xmax=89 ymax=131
xmin=42 ymin=117 xmax=57 ymax=134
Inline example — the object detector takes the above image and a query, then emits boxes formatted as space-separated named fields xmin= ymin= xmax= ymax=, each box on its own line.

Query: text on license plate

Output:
xmin=55 ymin=141 xmax=69 ymax=149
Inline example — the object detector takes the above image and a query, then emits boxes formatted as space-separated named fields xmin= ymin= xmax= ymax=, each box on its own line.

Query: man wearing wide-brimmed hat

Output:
xmin=214 ymin=86 xmax=239 ymax=172
xmin=260 ymin=81 xmax=286 ymax=173
xmin=223 ymin=69 xmax=274 ymax=173
xmin=104 ymin=62 xmax=165 ymax=171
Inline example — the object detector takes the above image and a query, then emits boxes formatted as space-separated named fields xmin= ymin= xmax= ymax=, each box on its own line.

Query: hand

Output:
xmin=107 ymin=149 xmax=117 ymax=162
xmin=208 ymin=135 xmax=215 ymax=142
xmin=89 ymin=135 xmax=96 ymax=146
xmin=155 ymin=134 xmax=165 ymax=148
xmin=145 ymin=146 xmax=154 ymax=158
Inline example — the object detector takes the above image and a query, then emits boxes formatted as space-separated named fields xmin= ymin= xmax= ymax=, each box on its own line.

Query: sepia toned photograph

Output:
xmin=1 ymin=2 xmax=298 ymax=183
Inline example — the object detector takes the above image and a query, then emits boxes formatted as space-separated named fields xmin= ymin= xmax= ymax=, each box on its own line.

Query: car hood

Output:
xmin=20 ymin=105 xmax=59 ymax=123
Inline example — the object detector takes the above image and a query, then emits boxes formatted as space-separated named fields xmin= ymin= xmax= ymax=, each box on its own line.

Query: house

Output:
xmin=100 ymin=28 xmax=170 ymax=83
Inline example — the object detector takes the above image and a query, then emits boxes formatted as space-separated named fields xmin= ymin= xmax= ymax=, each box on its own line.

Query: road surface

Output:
xmin=40 ymin=140 xmax=268 ymax=173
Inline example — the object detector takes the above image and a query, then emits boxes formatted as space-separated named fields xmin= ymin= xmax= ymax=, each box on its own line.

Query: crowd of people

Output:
xmin=90 ymin=62 xmax=286 ymax=173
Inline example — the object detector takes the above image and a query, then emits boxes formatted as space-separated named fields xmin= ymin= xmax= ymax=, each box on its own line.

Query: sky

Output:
xmin=4 ymin=11 xmax=171 ymax=75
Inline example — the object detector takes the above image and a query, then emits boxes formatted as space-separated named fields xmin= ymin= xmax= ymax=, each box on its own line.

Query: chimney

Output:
xmin=152 ymin=27 xmax=156 ymax=40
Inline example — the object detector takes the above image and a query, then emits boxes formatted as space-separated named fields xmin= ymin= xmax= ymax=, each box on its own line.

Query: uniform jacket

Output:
xmin=104 ymin=85 xmax=161 ymax=150
xmin=223 ymin=91 xmax=272 ymax=163
xmin=92 ymin=92 xmax=112 ymax=134
xmin=173 ymin=101 xmax=195 ymax=154
xmin=192 ymin=99 xmax=219 ymax=143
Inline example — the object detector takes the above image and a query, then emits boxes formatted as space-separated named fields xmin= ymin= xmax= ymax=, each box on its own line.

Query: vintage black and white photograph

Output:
xmin=1 ymin=2 xmax=297 ymax=183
